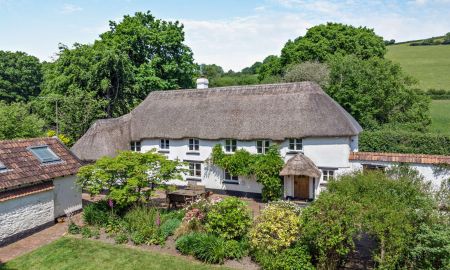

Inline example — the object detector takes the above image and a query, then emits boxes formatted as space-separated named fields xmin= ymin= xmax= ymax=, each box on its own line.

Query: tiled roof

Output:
xmin=0 ymin=137 xmax=82 ymax=191
xmin=0 ymin=181 xmax=54 ymax=202
xmin=349 ymin=152 xmax=450 ymax=165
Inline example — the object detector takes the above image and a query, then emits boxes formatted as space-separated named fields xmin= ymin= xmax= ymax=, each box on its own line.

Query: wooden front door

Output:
xmin=294 ymin=175 xmax=309 ymax=199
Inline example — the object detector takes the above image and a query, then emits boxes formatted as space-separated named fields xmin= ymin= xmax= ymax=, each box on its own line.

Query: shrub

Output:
xmin=83 ymin=201 xmax=111 ymax=226
xmin=359 ymin=129 xmax=450 ymax=155
xmin=176 ymin=232 xmax=248 ymax=264
xmin=205 ymin=197 xmax=252 ymax=240
xmin=249 ymin=202 xmax=300 ymax=253
xmin=131 ymin=231 xmax=146 ymax=245
xmin=123 ymin=206 xmax=159 ymax=242
xmin=299 ymin=193 xmax=360 ymax=269
xmin=114 ymin=232 xmax=128 ymax=244
xmin=68 ymin=222 xmax=81 ymax=234
xmin=81 ymin=226 xmax=93 ymax=238
xmin=159 ymin=218 xmax=181 ymax=240
xmin=254 ymin=244 xmax=314 ymax=270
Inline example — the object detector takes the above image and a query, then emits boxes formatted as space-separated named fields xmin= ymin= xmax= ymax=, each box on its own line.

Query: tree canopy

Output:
xmin=0 ymin=51 xmax=43 ymax=103
xmin=326 ymin=54 xmax=431 ymax=130
xmin=280 ymin=22 xmax=386 ymax=66
xmin=0 ymin=101 xmax=45 ymax=140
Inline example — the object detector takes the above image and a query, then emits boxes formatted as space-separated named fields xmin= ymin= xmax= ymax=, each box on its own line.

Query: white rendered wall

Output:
xmin=53 ymin=175 xmax=82 ymax=217
xmin=0 ymin=190 xmax=54 ymax=243
xmin=141 ymin=137 xmax=354 ymax=195
xmin=349 ymin=161 xmax=449 ymax=190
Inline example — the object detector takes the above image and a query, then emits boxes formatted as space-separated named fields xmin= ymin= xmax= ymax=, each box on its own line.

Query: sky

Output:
xmin=1 ymin=0 xmax=450 ymax=71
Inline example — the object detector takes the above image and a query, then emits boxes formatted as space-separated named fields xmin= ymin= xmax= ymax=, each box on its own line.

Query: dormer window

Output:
xmin=288 ymin=138 xmax=303 ymax=151
xmin=225 ymin=139 xmax=237 ymax=153
xmin=130 ymin=141 xmax=141 ymax=152
xmin=256 ymin=140 xmax=270 ymax=154
xmin=29 ymin=146 xmax=61 ymax=164
xmin=189 ymin=139 xmax=199 ymax=151
xmin=0 ymin=162 xmax=7 ymax=173
xmin=160 ymin=139 xmax=170 ymax=150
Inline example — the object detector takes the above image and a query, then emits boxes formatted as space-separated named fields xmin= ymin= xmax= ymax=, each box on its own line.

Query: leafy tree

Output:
xmin=241 ymin=61 xmax=262 ymax=74
xmin=77 ymin=150 xmax=185 ymax=207
xmin=257 ymin=55 xmax=283 ymax=81
xmin=281 ymin=23 xmax=385 ymax=66
xmin=0 ymin=101 xmax=45 ymax=139
xmin=199 ymin=64 xmax=224 ymax=80
xmin=100 ymin=11 xmax=197 ymax=90
xmin=0 ymin=51 xmax=42 ymax=103
xmin=40 ymin=11 xmax=197 ymax=141
xmin=283 ymin=61 xmax=330 ymax=88
xmin=326 ymin=54 xmax=431 ymax=130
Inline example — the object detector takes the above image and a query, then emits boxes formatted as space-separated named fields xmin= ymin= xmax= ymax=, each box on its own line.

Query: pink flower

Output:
xmin=108 ymin=199 xmax=114 ymax=208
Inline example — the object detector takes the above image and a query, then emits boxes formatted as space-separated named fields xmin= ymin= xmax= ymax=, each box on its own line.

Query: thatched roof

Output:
xmin=72 ymin=82 xmax=362 ymax=161
xmin=280 ymin=154 xmax=321 ymax=178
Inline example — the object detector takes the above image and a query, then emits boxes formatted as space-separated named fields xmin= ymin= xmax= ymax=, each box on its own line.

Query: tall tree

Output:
xmin=0 ymin=51 xmax=42 ymax=103
xmin=280 ymin=23 xmax=386 ymax=66
xmin=39 ymin=11 xmax=197 ymax=141
xmin=0 ymin=101 xmax=45 ymax=140
xmin=326 ymin=55 xmax=431 ymax=130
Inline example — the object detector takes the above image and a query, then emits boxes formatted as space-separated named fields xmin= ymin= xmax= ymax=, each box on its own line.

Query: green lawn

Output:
xmin=430 ymin=99 xmax=450 ymax=134
xmin=386 ymin=44 xmax=450 ymax=90
xmin=0 ymin=237 xmax=227 ymax=270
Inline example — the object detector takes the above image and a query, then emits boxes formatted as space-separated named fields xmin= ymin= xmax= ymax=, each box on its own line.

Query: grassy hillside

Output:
xmin=430 ymin=100 xmax=450 ymax=134
xmin=386 ymin=43 xmax=450 ymax=90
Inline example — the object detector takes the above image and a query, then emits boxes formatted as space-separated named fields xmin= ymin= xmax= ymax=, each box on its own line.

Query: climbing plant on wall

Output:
xmin=210 ymin=144 xmax=284 ymax=202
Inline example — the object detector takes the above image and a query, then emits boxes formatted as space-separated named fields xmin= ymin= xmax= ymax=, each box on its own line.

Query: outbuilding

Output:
xmin=0 ymin=137 xmax=82 ymax=246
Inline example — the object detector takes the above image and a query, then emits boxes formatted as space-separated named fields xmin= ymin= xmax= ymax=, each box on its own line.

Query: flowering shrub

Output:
xmin=249 ymin=202 xmax=300 ymax=253
xmin=205 ymin=197 xmax=252 ymax=240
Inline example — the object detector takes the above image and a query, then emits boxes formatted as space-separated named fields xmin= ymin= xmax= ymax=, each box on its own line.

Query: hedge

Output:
xmin=359 ymin=130 xmax=450 ymax=155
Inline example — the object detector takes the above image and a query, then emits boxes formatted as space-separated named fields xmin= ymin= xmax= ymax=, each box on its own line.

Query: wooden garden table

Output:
xmin=167 ymin=189 xmax=206 ymax=208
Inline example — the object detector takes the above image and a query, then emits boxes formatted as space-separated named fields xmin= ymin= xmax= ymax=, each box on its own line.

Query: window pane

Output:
xmin=30 ymin=146 xmax=60 ymax=163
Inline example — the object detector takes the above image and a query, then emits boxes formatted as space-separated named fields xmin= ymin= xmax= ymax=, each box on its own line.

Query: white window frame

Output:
xmin=322 ymin=169 xmax=336 ymax=182
xmin=256 ymin=140 xmax=270 ymax=154
xmin=188 ymin=138 xmax=199 ymax=151
xmin=224 ymin=170 xmax=239 ymax=183
xmin=188 ymin=161 xmax=202 ymax=178
xmin=225 ymin=139 xmax=237 ymax=153
xmin=160 ymin=139 xmax=170 ymax=150
xmin=288 ymin=138 xmax=303 ymax=151
xmin=130 ymin=141 xmax=141 ymax=152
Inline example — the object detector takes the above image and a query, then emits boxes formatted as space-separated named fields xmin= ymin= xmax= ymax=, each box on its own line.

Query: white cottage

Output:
xmin=72 ymin=82 xmax=362 ymax=200
xmin=0 ymin=137 xmax=82 ymax=246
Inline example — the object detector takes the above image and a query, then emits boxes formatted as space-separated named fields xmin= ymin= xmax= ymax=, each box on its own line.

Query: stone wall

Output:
xmin=0 ymin=190 xmax=54 ymax=245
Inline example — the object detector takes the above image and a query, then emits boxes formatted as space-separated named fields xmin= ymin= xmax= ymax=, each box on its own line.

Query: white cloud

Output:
xmin=181 ymin=13 xmax=314 ymax=71
xmin=60 ymin=3 xmax=82 ymax=14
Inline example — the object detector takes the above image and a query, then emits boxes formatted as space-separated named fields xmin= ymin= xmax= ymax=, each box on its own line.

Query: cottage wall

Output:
xmin=140 ymin=137 xmax=354 ymax=196
xmin=349 ymin=160 xmax=449 ymax=190
xmin=53 ymin=175 xmax=82 ymax=217
xmin=0 ymin=190 xmax=54 ymax=245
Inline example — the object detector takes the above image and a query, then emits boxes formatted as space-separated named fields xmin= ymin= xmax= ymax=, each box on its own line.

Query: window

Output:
xmin=224 ymin=170 xmax=239 ymax=183
xmin=188 ymin=162 xmax=202 ymax=178
xmin=189 ymin=138 xmax=199 ymax=151
xmin=288 ymin=138 xmax=303 ymax=151
xmin=29 ymin=146 xmax=61 ymax=164
xmin=363 ymin=164 xmax=386 ymax=172
xmin=256 ymin=140 xmax=270 ymax=154
xmin=130 ymin=141 xmax=141 ymax=152
xmin=160 ymin=139 xmax=170 ymax=150
xmin=225 ymin=139 xmax=237 ymax=153
xmin=0 ymin=162 xmax=7 ymax=173
xmin=322 ymin=169 xmax=335 ymax=182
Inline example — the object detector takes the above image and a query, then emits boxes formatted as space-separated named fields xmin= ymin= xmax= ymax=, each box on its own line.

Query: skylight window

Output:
xmin=0 ymin=161 xmax=7 ymax=172
xmin=29 ymin=146 xmax=61 ymax=164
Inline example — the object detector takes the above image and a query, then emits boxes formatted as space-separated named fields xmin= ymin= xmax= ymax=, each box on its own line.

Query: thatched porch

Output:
xmin=280 ymin=154 xmax=321 ymax=201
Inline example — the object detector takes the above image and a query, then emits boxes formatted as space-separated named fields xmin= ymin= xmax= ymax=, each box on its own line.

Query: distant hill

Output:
xmin=386 ymin=38 xmax=450 ymax=91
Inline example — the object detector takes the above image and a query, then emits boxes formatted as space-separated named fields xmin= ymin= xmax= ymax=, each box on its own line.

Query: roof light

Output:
xmin=29 ymin=146 xmax=61 ymax=164
xmin=0 ymin=161 xmax=7 ymax=172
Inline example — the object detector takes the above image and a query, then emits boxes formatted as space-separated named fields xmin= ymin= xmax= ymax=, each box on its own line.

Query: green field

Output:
xmin=430 ymin=99 xmax=450 ymax=134
xmin=0 ymin=237 xmax=226 ymax=270
xmin=386 ymin=43 xmax=450 ymax=91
